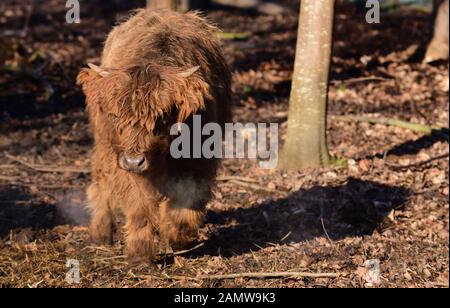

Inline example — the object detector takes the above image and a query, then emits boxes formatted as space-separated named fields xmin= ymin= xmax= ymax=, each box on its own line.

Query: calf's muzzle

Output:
xmin=119 ymin=152 xmax=148 ymax=174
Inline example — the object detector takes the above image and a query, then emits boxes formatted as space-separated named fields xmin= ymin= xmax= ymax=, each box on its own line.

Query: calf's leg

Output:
xmin=123 ymin=184 xmax=159 ymax=263
xmin=87 ymin=183 xmax=115 ymax=245
xmin=159 ymin=199 xmax=205 ymax=251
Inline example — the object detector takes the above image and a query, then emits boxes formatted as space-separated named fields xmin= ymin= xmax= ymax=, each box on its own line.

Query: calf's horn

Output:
xmin=178 ymin=66 xmax=200 ymax=78
xmin=88 ymin=63 xmax=111 ymax=77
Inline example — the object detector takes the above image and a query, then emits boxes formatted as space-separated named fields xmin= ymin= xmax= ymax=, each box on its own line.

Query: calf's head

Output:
xmin=77 ymin=63 xmax=211 ymax=174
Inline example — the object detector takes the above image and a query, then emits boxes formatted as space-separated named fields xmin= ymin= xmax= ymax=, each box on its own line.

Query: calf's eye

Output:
xmin=153 ymin=117 xmax=169 ymax=135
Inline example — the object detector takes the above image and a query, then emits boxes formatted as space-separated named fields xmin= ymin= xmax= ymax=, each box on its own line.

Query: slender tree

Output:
xmin=146 ymin=0 xmax=204 ymax=11
xmin=146 ymin=0 xmax=176 ymax=10
xmin=0 ymin=38 xmax=8 ymax=65
xmin=278 ymin=0 xmax=335 ymax=171
xmin=424 ymin=0 xmax=449 ymax=63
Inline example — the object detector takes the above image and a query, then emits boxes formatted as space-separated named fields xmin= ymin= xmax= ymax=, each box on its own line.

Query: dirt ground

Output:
xmin=0 ymin=0 xmax=448 ymax=288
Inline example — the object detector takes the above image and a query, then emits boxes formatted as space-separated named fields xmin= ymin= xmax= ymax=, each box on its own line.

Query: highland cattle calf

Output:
xmin=77 ymin=9 xmax=231 ymax=263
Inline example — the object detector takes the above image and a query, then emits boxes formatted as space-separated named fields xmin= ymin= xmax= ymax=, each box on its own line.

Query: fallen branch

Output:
xmin=430 ymin=281 xmax=450 ymax=288
xmin=173 ymin=242 xmax=205 ymax=256
xmin=0 ymin=175 xmax=18 ymax=182
xmin=0 ymin=175 xmax=82 ymax=189
xmin=22 ymin=0 xmax=35 ymax=38
xmin=320 ymin=218 xmax=333 ymax=244
xmin=215 ymin=32 xmax=252 ymax=40
xmin=218 ymin=176 xmax=289 ymax=193
xmin=158 ymin=271 xmax=338 ymax=281
xmin=219 ymin=179 xmax=277 ymax=193
xmin=0 ymin=164 xmax=16 ymax=170
xmin=157 ymin=242 xmax=205 ymax=258
xmin=331 ymin=76 xmax=393 ymax=85
xmin=92 ymin=256 xmax=127 ymax=263
xmin=86 ymin=243 xmax=205 ymax=262
xmin=217 ymin=176 xmax=259 ymax=183
xmin=331 ymin=115 xmax=434 ymax=134
xmin=386 ymin=152 xmax=449 ymax=170
xmin=4 ymin=153 xmax=90 ymax=174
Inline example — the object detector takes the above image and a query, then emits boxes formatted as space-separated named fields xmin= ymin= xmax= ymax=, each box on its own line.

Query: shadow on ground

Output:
xmin=387 ymin=128 xmax=449 ymax=156
xmin=191 ymin=178 xmax=410 ymax=258
xmin=364 ymin=128 xmax=449 ymax=160
xmin=0 ymin=186 xmax=59 ymax=237
xmin=1 ymin=178 xmax=410 ymax=259
xmin=0 ymin=186 xmax=89 ymax=238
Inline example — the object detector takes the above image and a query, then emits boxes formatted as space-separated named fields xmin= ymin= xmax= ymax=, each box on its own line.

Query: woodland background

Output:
xmin=0 ymin=0 xmax=448 ymax=288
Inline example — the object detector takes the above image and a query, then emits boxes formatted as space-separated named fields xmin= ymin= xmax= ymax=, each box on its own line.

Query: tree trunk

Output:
xmin=146 ymin=0 xmax=205 ymax=11
xmin=424 ymin=0 xmax=449 ymax=63
xmin=177 ymin=0 xmax=203 ymax=11
xmin=146 ymin=0 xmax=176 ymax=10
xmin=0 ymin=37 xmax=12 ymax=66
xmin=278 ymin=0 xmax=334 ymax=171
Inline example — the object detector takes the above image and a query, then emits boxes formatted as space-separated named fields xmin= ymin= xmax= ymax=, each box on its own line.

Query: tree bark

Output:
xmin=424 ymin=0 xmax=449 ymax=63
xmin=146 ymin=0 xmax=176 ymax=10
xmin=278 ymin=0 xmax=335 ymax=171
xmin=146 ymin=0 xmax=205 ymax=11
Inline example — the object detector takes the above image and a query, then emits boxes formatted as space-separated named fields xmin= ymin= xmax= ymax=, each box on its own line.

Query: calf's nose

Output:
xmin=120 ymin=153 xmax=148 ymax=173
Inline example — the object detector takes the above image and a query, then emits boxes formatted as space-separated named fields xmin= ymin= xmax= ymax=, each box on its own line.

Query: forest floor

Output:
xmin=0 ymin=0 xmax=448 ymax=288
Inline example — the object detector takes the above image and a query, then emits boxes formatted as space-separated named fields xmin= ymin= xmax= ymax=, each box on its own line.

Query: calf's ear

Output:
xmin=76 ymin=64 xmax=120 ymax=112
xmin=174 ymin=67 xmax=213 ymax=123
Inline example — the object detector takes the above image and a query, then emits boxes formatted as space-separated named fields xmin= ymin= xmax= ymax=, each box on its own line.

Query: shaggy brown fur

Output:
xmin=77 ymin=9 xmax=231 ymax=263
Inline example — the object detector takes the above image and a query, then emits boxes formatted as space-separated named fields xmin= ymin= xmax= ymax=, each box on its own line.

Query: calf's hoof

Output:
xmin=89 ymin=223 xmax=114 ymax=245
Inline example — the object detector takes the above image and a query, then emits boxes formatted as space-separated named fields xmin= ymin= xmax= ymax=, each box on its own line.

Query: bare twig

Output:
xmin=332 ymin=76 xmax=393 ymax=85
xmin=153 ymin=271 xmax=339 ymax=281
xmin=172 ymin=242 xmax=205 ymax=256
xmin=21 ymin=0 xmax=35 ymax=38
xmin=386 ymin=152 xmax=449 ymax=170
xmin=429 ymin=281 xmax=450 ymax=288
xmin=331 ymin=115 xmax=435 ymax=134
xmin=4 ymin=153 xmax=90 ymax=174
xmin=92 ymin=256 xmax=126 ymax=262
xmin=320 ymin=218 xmax=333 ymax=244
xmin=280 ymin=231 xmax=292 ymax=241
xmin=215 ymin=32 xmax=252 ymax=40
xmin=0 ymin=179 xmax=82 ymax=190
xmin=217 ymin=176 xmax=259 ymax=183
xmin=0 ymin=175 xmax=18 ymax=182
xmin=157 ymin=242 xmax=205 ymax=258
xmin=218 ymin=176 xmax=290 ymax=194
xmin=219 ymin=179 xmax=277 ymax=193
xmin=0 ymin=164 xmax=16 ymax=170
xmin=88 ymin=243 xmax=206 ymax=262
xmin=0 ymin=174 xmax=81 ymax=189
xmin=0 ymin=200 xmax=29 ymax=205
